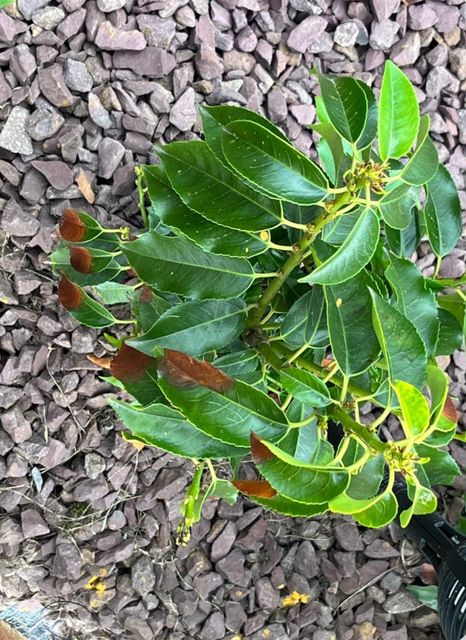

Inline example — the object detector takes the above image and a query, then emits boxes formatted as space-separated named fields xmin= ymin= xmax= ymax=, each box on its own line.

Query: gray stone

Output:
xmin=194 ymin=572 xmax=224 ymax=600
xmin=211 ymin=521 xmax=236 ymax=562
xmin=32 ymin=6 xmax=65 ymax=29
xmin=21 ymin=509 xmax=49 ymax=538
xmin=369 ymin=19 xmax=399 ymax=50
xmin=17 ymin=0 xmax=51 ymax=20
xmin=450 ymin=48 xmax=466 ymax=80
xmin=84 ymin=452 xmax=106 ymax=480
xmin=64 ymin=59 xmax=93 ymax=92
xmin=97 ymin=0 xmax=126 ymax=10
xmin=0 ymin=387 xmax=23 ymax=410
xmin=458 ymin=109 xmax=466 ymax=145
xmin=10 ymin=45 xmax=37 ymax=84
xmin=294 ymin=540 xmax=318 ymax=578
xmin=334 ymin=21 xmax=360 ymax=47
xmin=408 ymin=4 xmax=438 ymax=30
xmin=38 ymin=65 xmax=75 ymax=109
xmin=425 ymin=67 xmax=455 ymax=97
xmin=113 ymin=48 xmax=176 ymax=78
xmin=391 ymin=31 xmax=421 ymax=66
xmin=31 ymin=160 xmax=73 ymax=191
xmin=200 ymin=612 xmax=225 ymax=640
xmin=267 ymin=87 xmax=287 ymax=123
xmin=256 ymin=577 xmax=281 ymax=610
xmin=88 ymin=93 xmax=112 ymax=129
xmin=287 ymin=16 xmax=327 ymax=53
xmin=0 ymin=160 xmax=21 ymax=187
xmin=0 ymin=11 xmax=17 ymax=41
xmin=169 ymin=87 xmax=196 ymax=131
xmin=217 ymin=548 xmax=247 ymax=584
xmin=383 ymin=590 xmax=421 ymax=614
xmin=149 ymin=84 xmax=173 ymax=113
xmin=1 ymin=408 xmax=32 ymax=444
xmin=98 ymin=137 xmax=125 ymax=179
xmin=195 ymin=44 xmax=224 ymax=79
xmin=26 ymin=107 xmax=65 ymax=141
xmin=53 ymin=544 xmax=83 ymax=580
xmin=56 ymin=8 xmax=86 ymax=41
xmin=136 ymin=15 xmax=176 ymax=48
xmin=0 ymin=106 xmax=33 ymax=155
xmin=237 ymin=25 xmax=257 ymax=52
xmin=439 ymin=256 xmax=466 ymax=279
xmin=131 ymin=555 xmax=156 ymax=596
xmin=0 ymin=517 xmax=23 ymax=545
xmin=365 ymin=539 xmax=399 ymax=559
xmin=370 ymin=0 xmax=400 ymax=21
xmin=95 ymin=21 xmax=146 ymax=51
xmin=124 ymin=617 xmax=152 ymax=640
xmin=0 ymin=69 xmax=12 ymax=104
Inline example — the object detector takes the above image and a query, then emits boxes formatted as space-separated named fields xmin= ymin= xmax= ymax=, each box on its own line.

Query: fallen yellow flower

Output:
xmin=282 ymin=590 xmax=309 ymax=607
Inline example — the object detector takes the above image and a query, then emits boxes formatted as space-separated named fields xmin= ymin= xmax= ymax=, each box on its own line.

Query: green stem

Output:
xmin=135 ymin=166 xmax=149 ymax=229
xmin=331 ymin=407 xmax=387 ymax=455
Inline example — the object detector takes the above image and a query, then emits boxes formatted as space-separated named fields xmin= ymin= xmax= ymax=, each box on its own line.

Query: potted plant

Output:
xmin=52 ymin=61 xmax=465 ymax=541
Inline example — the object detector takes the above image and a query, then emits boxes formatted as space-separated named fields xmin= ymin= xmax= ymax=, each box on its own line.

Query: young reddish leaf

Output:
xmin=159 ymin=349 xmax=233 ymax=392
xmin=442 ymin=396 xmax=458 ymax=423
xmin=70 ymin=246 xmax=93 ymax=274
xmin=111 ymin=343 xmax=155 ymax=383
xmin=233 ymin=479 xmax=277 ymax=498
xmin=58 ymin=273 xmax=84 ymax=310
xmin=87 ymin=354 xmax=113 ymax=369
xmin=59 ymin=208 xmax=87 ymax=242
xmin=250 ymin=432 xmax=276 ymax=463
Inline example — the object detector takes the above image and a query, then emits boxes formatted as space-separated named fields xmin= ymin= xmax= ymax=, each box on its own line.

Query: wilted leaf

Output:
xmin=159 ymin=349 xmax=233 ymax=392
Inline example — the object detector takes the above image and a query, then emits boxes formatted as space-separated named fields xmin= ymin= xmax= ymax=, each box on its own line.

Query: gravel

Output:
xmin=0 ymin=0 xmax=465 ymax=638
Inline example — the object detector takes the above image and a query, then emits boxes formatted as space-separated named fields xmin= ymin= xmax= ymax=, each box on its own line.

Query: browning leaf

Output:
xmin=111 ymin=343 xmax=155 ymax=383
xmin=87 ymin=354 xmax=113 ymax=369
xmin=140 ymin=285 xmax=154 ymax=303
xmin=59 ymin=208 xmax=86 ymax=242
xmin=70 ymin=246 xmax=93 ymax=274
xmin=58 ymin=273 xmax=84 ymax=310
xmin=159 ymin=349 xmax=233 ymax=392
xmin=233 ymin=479 xmax=277 ymax=498
xmin=250 ymin=432 xmax=276 ymax=463
xmin=442 ymin=395 xmax=458 ymax=423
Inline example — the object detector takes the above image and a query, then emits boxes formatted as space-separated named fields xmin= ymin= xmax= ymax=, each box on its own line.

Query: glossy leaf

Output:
xmin=241 ymin=492 xmax=328 ymax=518
xmin=400 ymin=115 xmax=438 ymax=186
xmin=406 ymin=586 xmax=438 ymax=610
xmin=58 ymin=274 xmax=118 ymax=328
xmin=415 ymin=444 xmax=460 ymax=486
xmin=51 ymin=245 xmax=122 ymax=287
xmin=435 ymin=309 xmax=463 ymax=356
xmin=330 ymin=490 xmax=398 ymax=528
xmin=325 ymin=272 xmax=380 ymax=376
xmin=424 ymin=165 xmax=462 ymax=257
xmin=144 ymin=165 xmax=267 ymax=258
xmin=385 ymin=254 xmax=439 ymax=356
xmin=385 ymin=212 xmax=421 ymax=258
xmin=93 ymin=281 xmax=134 ymax=305
xmin=280 ymin=286 xmax=328 ymax=349
xmin=110 ymin=343 xmax=162 ymax=406
xmin=322 ymin=209 xmax=360 ymax=245
xmin=127 ymin=300 xmax=247 ymax=357
xmin=379 ymin=188 xmax=416 ymax=230
xmin=426 ymin=365 xmax=449 ymax=427
xmin=370 ymin=290 xmax=427 ymax=389
xmin=279 ymin=368 xmax=331 ymax=407
xmin=157 ymin=140 xmax=282 ymax=231
xmin=393 ymin=380 xmax=430 ymax=438
xmin=158 ymin=377 xmax=288 ymax=448
xmin=220 ymin=119 xmax=328 ymax=205
xmin=356 ymin=81 xmax=378 ymax=149
xmin=346 ymin=454 xmax=385 ymax=500
xmin=378 ymin=61 xmax=420 ymax=160
xmin=251 ymin=435 xmax=349 ymax=505
xmin=279 ymin=410 xmax=334 ymax=465
xmin=317 ymin=73 xmax=368 ymax=143
xmin=399 ymin=478 xmax=437 ymax=528
xmin=301 ymin=208 xmax=379 ymax=285
xmin=159 ymin=349 xmax=233 ymax=392
xmin=122 ymin=231 xmax=255 ymax=300
xmin=109 ymin=400 xmax=247 ymax=458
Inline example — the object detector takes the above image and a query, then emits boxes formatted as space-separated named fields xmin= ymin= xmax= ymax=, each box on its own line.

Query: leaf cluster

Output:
xmin=52 ymin=62 xmax=466 ymax=534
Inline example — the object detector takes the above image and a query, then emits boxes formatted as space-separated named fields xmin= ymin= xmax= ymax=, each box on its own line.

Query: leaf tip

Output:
xmin=110 ymin=342 xmax=155 ymax=383
xmin=70 ymin=246 xmax=93 ymax=274
xmin=250 ymin=432 xmax=275 ymax=463
xmin=58 ymin=273 xmax=84 ymax=311
xmin=59 ymin=208 xmax=87 ymax=242
xmin=232 ymin=479 xmax=277 ymax=499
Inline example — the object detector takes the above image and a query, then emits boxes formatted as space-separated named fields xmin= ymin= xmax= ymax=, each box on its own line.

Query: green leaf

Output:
xmin=393 ymin=380 xmax=430 ymax=438
xmin=370 ymin=290 xmax=427 ymax=389
xmin=93 ymin=281 xmax=134 ymax=305
xmin=399 ymin=478 xmax=437 ymax=527
xmin=279 ymin=368 xmax=331 ymax=408
xmin=136 ymin=291 xmax=171 ymax=333
xmin=123 ymin=231 xmax=255 ymax=300
xmin=63 ymin=282 xmax=118 ymax=328
xmin=204 ymin=478 xmax=239 ymax=504
xmin=424 ymin=165 xmax=462 ymax=257
xmin=280 ymin=412 xmax=335 ymax=464
xmin=379 ymin=188 xmax=416 ymax=230
xmin=356 ymin=81 xmax=378 ymax=149
xmin=127 ymin=300 xmax=247 ymax=357
xmin=325 ymin=271 xmax=380 ymax=376
xmin=51 ymin=245 xmax=121 ymax=287
xmin=406 ymin=585 xmax=438 ymax=611
xmin=426 ymin=364 xmax=449 ymax=426
xmin=300 ymin=208 xmax=380 ymax=285
xmin=322 ymin=209 xmax=360 ymax=245
xmin=385 ymin=211 xmax=421 ymax=258
xmin=317 ymin=73 xmax=368 ymax=143
xmin=346 ymin=454 xmax=385 ymax=500
xmin=159 ymin=378 xmax=288 ymax=448
xmin=435 ymin=308 xmax=464 ymax=356
xmin=213 ymin=350 xmax=262 ymax=385
xmin=144 ymin=165 xmax=267 ymax=258
xmin=109 ymin=400 xmax=246 ymax=458
xmin=157 ymin=140 xmax=282 ymax=232
xmin=254 ymin=438 xmax=349 ymax=505
xmin=280 ymin=286 xmax=328 ymax=349
xmin=378 ymin=60 xmax=420 ymax=160
xmin=385 ymin=254 xmax=439 ymax=356
xmin=415 ymin=444 xmax=461 ymax=485
xmin=330 ymin=490 xmax=398 ymax=528
xmin=220 ymin=119 xmax=329 ymax=205
xmin=400 ymin=115 xmax=438 ymax=186
xmin=245 ymin=492 xmax=328 ymax=518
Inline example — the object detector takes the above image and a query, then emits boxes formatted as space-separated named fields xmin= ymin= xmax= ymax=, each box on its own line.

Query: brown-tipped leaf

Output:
xmin=58 ymin=273 xmax=84 ymax=310
xmin=59 ymin=208 xmax=86 ymax=242
xmin=250 ymin=432 xmax=276 ymax=463
xmin=111 ymin=343 xmax=155 ymax=383
xmin=233 ymin=479 xmax=277 ymax=498
xmin=159 ymin=349 xmax=233 ymax=392
xmin=70 ymin=246 xmax=93 ymax=274
xmin=87 ymin=354 xmax=113 ymax=369
xmin=442 ymin=396 xmax=458 ymax=423
xmin=140 ymin=285 xmax=154 ymax=303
